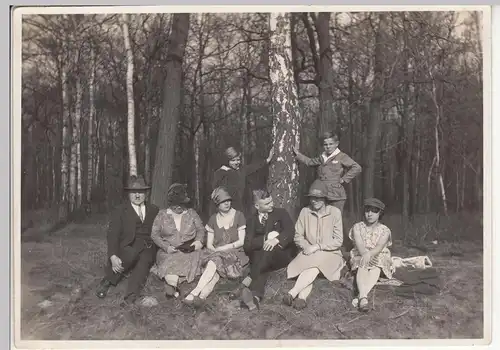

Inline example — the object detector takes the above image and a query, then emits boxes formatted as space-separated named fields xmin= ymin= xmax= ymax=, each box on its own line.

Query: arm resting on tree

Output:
xmin=295 ymin=152 xmax=322 ymax=166
xmin=243 ymin=159 xmax=267 ymax=177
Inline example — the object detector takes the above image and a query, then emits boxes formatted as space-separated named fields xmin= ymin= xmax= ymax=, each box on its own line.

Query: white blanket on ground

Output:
xmin=374 ymin=255 xmax=433 ymax=287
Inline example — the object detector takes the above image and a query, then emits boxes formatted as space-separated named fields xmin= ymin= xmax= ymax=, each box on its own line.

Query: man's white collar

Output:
xmin=322 ymin=148 xmax=341 ymax=162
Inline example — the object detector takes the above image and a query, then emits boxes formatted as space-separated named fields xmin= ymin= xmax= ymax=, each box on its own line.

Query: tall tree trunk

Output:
xmin=460 ymin=158 xmax=466 ymax=210
xmin=60 ymin=30 xmax=71 ymax=219
xmin=194 ymin=124 xmax=203 ymax=212
xmin=240 ymin=74 xmax=249 ymax=165
xmin=471 ymin=11 xmax=483 ymax=87
xmin=151 ymin=13 xmax=190 ymax=208
xmin=362 ymin=14 xmax=386 ymax=198
xmin=347 ymin=62 xmax=356 ymax=216
xmin=75 ymin=69 xmax=83 ymax=210
xmin=314 ymin=12 xmax=336 ymax=135
xmin=121 ymin=14 xmax=138 ymax=177
xmin=144 ymin=104 xmax=151 ymax=183
xmin=267 ymin=12 xmax=301 ymax=219
xmin=400 ymin=13 xmax=411 ymax=220
xmin=427 ymin=63 xmax=448 ymax=216
xmin=87 ymin=43 xmax=95 ymax=202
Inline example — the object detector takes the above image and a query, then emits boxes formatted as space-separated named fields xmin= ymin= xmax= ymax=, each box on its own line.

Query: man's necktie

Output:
xmin=261 ymin=213 xmax=268 ymax=226
xmin=139 ymin=206 xmax=144 ymax=222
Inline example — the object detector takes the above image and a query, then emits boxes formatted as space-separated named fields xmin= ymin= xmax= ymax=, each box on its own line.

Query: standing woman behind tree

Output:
xmin=211 ymin=146 xmax=274 ymax=216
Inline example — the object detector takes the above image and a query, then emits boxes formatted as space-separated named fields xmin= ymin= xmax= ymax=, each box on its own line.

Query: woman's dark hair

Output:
xmin=362 ymin=206 xmax=384 ymax=221
xmin=322 ymin=131 xmax=340 ymax=143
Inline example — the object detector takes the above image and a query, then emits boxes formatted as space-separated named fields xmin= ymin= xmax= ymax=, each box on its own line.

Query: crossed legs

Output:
xmin=185 ymin=260 xmax=220 ymax=301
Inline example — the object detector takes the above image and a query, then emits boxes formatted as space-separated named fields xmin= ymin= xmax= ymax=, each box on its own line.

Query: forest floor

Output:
xmin=19 ymin=211 xmax=485 ymax=341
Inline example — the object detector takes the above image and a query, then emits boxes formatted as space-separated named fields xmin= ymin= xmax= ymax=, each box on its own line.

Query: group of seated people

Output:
xmin=95 ymin=174 xmax=392 ymax=314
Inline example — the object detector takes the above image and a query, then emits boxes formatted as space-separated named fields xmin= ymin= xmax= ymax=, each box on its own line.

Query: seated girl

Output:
xmin=349 ymin=198 xmax=393 ymax=312
xmin=183 ymin=187 xmax=249 ymax=306
xmin=283 ymin=180 xmax=345 ymax=310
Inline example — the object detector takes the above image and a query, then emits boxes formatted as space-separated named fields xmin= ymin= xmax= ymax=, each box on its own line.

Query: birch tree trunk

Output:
xmin=87 ymin=43 xmax=95 ymax=202
xmin=121 ymin=13 xmax=138 ymax=177
xmin=74 ymin=66 xmax=83 ymax=210
xmin=60 ymin=26 xmax=71 ymax=218
xmin=267 ymin=12 xmax=301 ymax=219
xmin=427 ymin=63 xmax=448 ymax=216
xmin=151 ymin=13 xmax=190 ymax=208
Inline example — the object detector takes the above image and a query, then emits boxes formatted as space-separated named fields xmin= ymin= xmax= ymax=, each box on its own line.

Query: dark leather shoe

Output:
xmin=165 ymin=284 xmax=180 ymax=299
xmin=240 ymin=287 xmax=259 ymax=311
xmin=228 ymin=284 xmax=245 ymax=300
xmin=95 ymin=278 xmax=111 ymax=299
xmin=293 ymin=298 xmax=307 ymax=310
xmin=282 ymin=293 xmax=294 ymax=306
xmin=120 ymin=293 xmax=138 ymax=307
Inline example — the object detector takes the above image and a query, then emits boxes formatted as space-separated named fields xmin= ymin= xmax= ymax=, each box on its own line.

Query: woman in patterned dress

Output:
xmin=349 ymin=198 xmax=392 ymax=312
xmin=183 ymin=187 xmax=249 ymax=306
xmin=150 ymin=183 xmax=206 ymax=299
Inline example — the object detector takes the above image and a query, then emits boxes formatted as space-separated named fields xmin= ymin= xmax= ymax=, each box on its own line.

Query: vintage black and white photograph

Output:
xmin=13 ymin=4 xmax=490 ymax=345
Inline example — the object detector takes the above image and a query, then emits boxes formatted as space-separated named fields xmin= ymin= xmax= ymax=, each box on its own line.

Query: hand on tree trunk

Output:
xmin=266 ymin=146 xmax=275 ymax=164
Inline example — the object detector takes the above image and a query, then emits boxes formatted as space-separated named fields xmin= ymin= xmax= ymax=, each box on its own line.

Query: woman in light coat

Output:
xmin=283 ymin=180 xmax=345 ymax=310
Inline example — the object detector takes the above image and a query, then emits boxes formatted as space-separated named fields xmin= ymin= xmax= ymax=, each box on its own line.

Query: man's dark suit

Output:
xmin=104 ymin=200 xmax=159 ymax=297
xmin=243 ymin=207 xmax=298 ymax=299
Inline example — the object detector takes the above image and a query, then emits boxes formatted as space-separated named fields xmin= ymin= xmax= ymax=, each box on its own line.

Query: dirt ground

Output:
xmin=18 ymin=213 xmax=484 ymax=340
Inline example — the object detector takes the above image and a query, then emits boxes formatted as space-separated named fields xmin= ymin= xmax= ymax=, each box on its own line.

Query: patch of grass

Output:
xmin=20 ymin=213 xmax=484 ymax=340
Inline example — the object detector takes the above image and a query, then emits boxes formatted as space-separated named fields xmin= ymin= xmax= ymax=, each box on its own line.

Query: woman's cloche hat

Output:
xmin=306 ymin=179 xmax=328 ymax=198
xmin=211 ymin=187 xmax=232 ymax=206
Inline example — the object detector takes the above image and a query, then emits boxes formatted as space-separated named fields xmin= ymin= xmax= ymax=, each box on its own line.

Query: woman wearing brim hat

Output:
xmin=348 ymin=198 xmax=393 ymax=312
xmin=183 ymin=187 xmax=249 ymax=306
xmin=150 ymin=183 xmax=206 ymax=299
xmin=211 ymin=146 xmax=274 ymax=216
xmin=283 ymin=179 xmax=345 ymax=310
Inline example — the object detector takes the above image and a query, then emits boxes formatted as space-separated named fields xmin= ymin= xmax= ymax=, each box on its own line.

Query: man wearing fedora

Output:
xmin=95 ymin=175 xmax=160 ymax=306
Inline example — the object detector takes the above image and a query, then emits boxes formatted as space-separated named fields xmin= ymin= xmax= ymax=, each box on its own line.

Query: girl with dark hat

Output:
xmin=282 ymin=180 xmax=345 ymax=310
xmin=348 ymin=198 xmax=393 ymax=312
xmin=150 ymin=183 xmax=206 ymax=298
xmin=211 ymin=146 xmax=274 ymax=216
xmin=183 ymin=187 xmax=249 ymax=306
